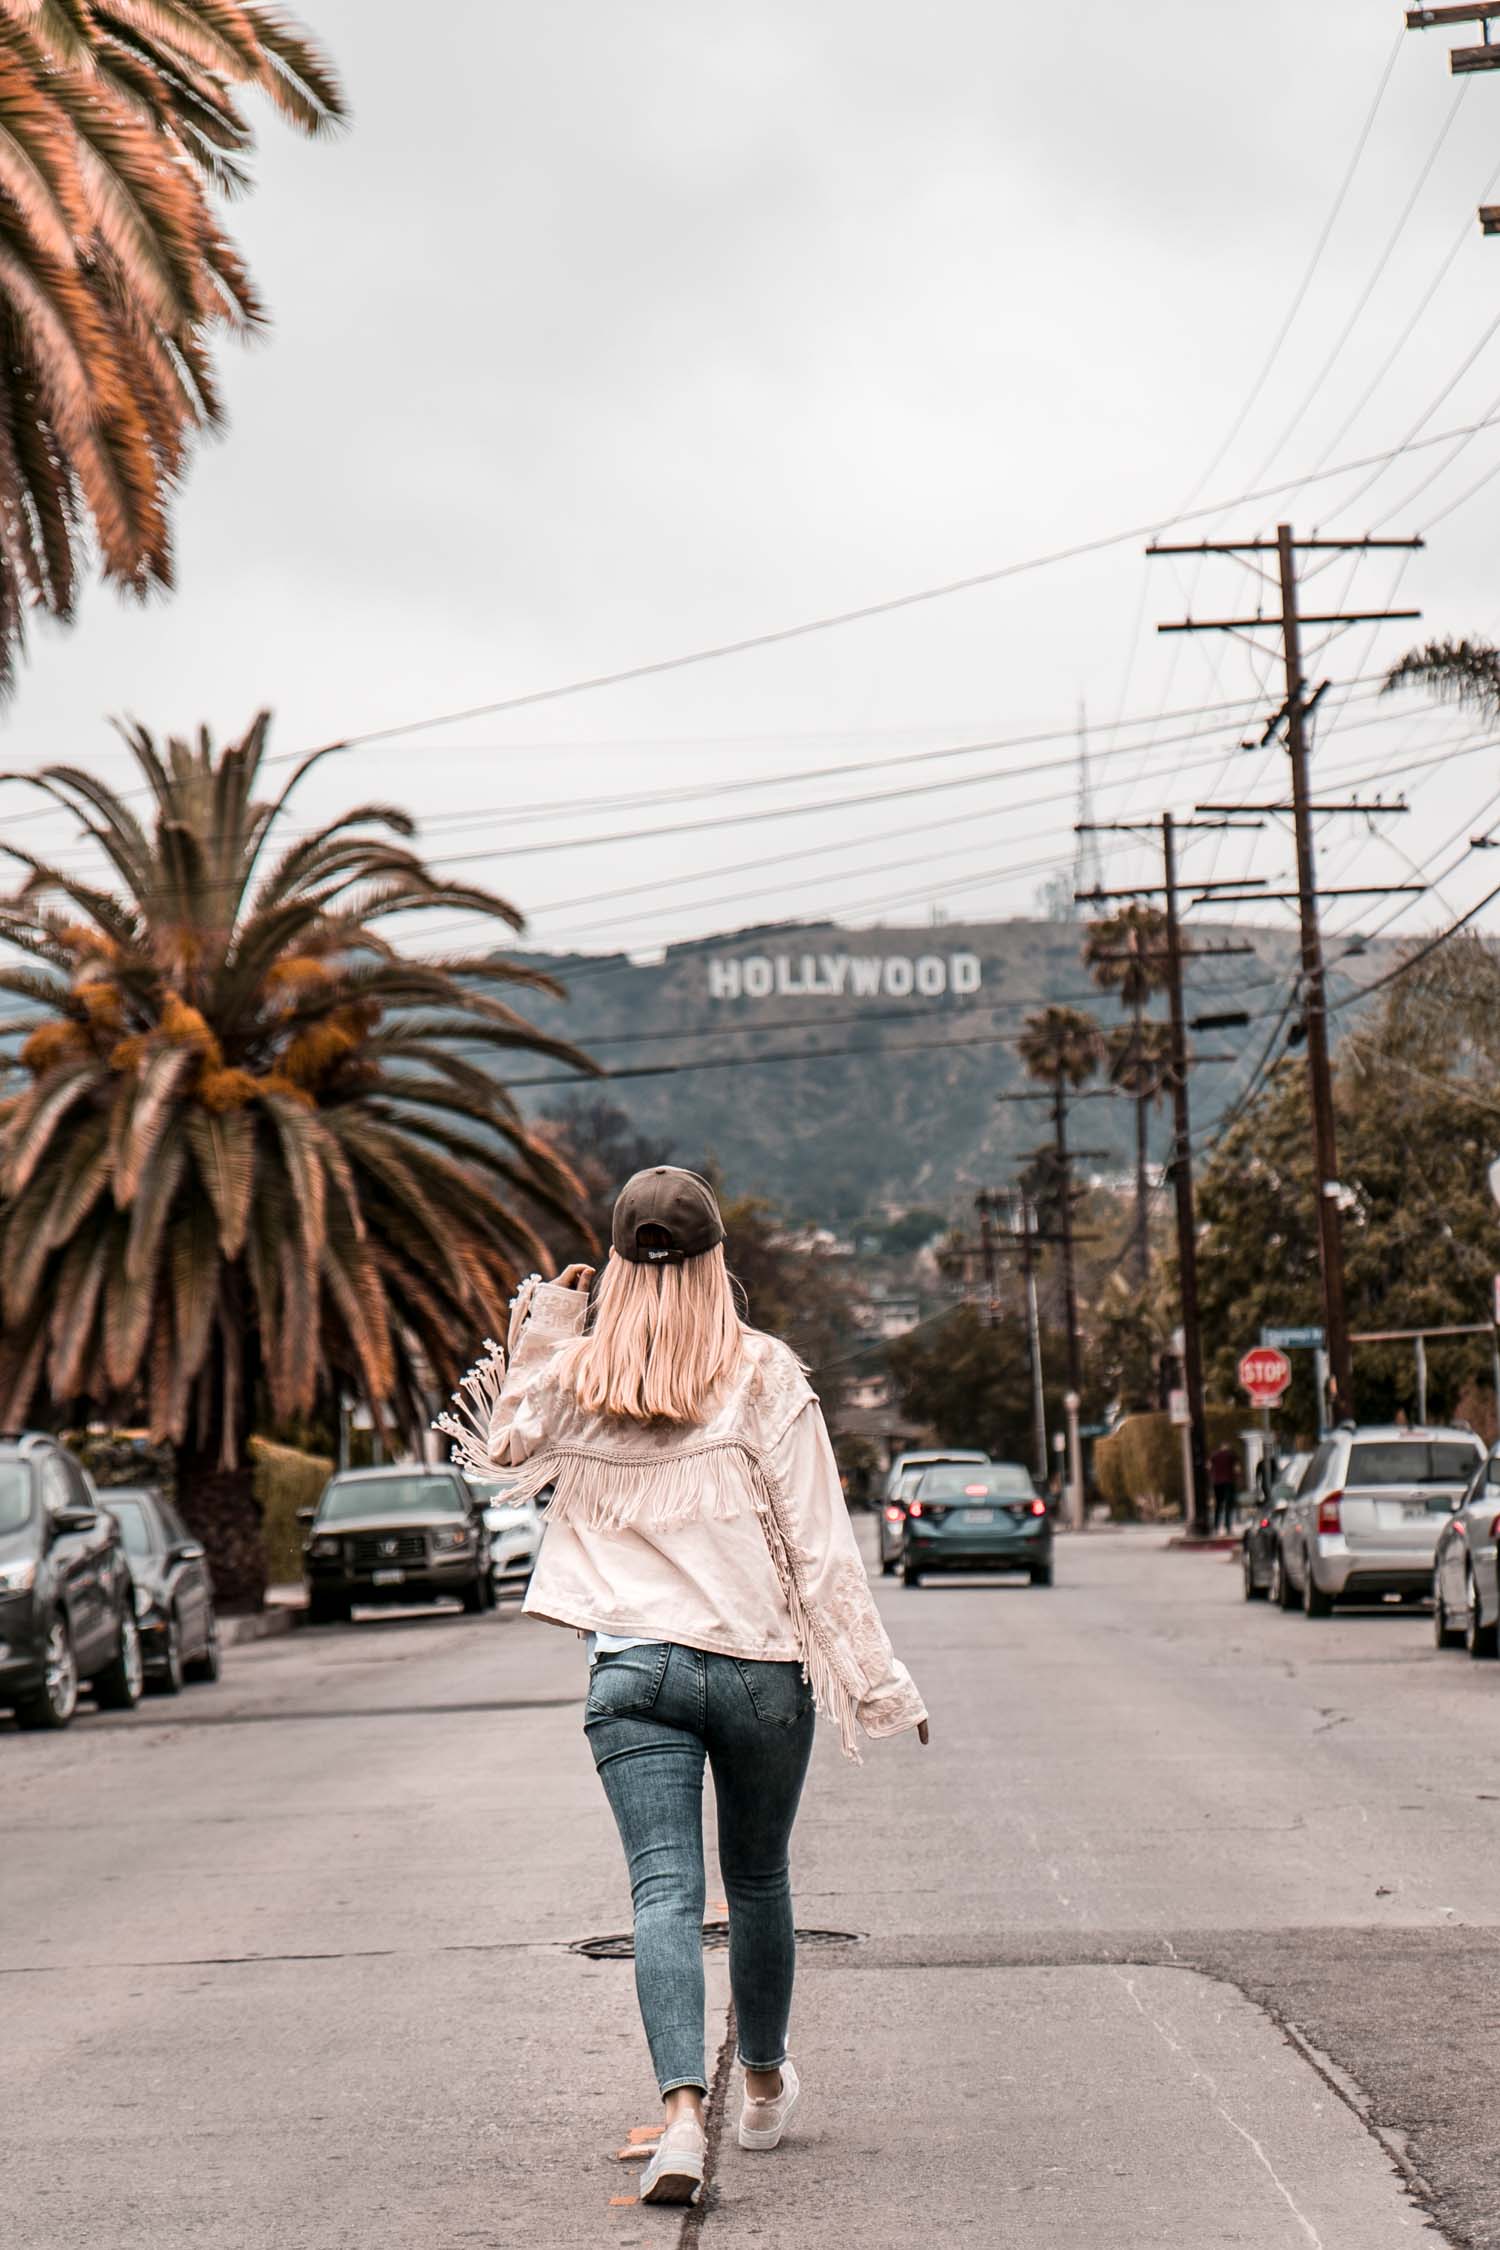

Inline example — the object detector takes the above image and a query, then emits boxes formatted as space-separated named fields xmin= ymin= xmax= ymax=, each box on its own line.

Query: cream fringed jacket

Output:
xmin=437 ymin=1280 xmax=927 ymax=1759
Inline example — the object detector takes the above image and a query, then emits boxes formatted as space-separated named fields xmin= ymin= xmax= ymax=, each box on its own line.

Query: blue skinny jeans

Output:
xmin=584 ymin=1641 xmax=815 ymax=2097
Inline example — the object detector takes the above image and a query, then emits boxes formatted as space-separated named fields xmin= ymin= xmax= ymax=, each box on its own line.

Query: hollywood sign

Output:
xmin=708 ymin=950 xmax=983 ymax=1002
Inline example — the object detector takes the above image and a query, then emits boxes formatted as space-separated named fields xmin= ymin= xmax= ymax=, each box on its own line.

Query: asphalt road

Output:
xmin=4 ymin=1527 xmax=1498 ymax=2247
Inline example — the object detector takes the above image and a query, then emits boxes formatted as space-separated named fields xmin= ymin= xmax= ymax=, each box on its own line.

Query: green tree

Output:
xmin=0 ymin=1 xmax=344 ymax=689
xmin=719 ymin=1193 xmax=858 ymax=1419
xmin=886 ymin=1303 xmax=1063 ymax=1465
xmin=0 ymin=717 xmax=591 ymax=1603
xmin=1196 ymin=943 xmax=1500 ymax=1432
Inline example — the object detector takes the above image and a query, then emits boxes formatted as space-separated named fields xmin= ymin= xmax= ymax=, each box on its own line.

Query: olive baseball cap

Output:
xmin=612 ymin=1167 xmax=725 ymax=1264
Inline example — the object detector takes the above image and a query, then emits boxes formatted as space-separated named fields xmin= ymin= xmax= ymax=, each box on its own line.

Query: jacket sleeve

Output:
xmin=438 ymin=1280 xmax=588 ymax=1474
xmin=765 ymin=1399 xmax=928 ymax=1741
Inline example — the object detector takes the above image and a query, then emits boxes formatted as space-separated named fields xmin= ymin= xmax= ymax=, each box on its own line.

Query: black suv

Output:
xmin=300 ymin=1465 xmax=494 ymax=1622
xmin=0 ymin=1434 xmax=144 ymax=1729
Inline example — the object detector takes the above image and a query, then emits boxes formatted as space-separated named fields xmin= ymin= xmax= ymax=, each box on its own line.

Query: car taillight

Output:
xmin=907 ymin=1500 xmax=923 ymax=1518
xmin=1488 ymin=1511 xmax=1500 ymax=1543
xmin=884 ymin=1504 xmax=904 ymax=1523
xmin=1029 ymin=1498 xmax=1047 ymax=1517
xmin=1317 ymin=1492 xmax=1343 ymax=1534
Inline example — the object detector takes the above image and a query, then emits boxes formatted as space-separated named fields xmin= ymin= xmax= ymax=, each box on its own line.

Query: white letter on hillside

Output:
xmin=709 ymin=958 xmax=741 ymax=1000
xmin=915 ymin=955 xmax=946 ymax=996
xmin=951 ymin=952 xmax=982 ymax=994
xmin=850 ymin=958 xmax=883 ymax=997
xmin=743 ymin=957 xmax=774 ymax=999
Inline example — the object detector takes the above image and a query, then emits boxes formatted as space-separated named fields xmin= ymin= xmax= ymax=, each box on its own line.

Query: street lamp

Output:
xmin=1064 ymin=1389 xmax=1084 ymax=1533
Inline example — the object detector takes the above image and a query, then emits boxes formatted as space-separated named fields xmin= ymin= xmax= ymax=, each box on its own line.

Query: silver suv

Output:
xmin=1274 ymin=1425 xmax=1484 ymax=1616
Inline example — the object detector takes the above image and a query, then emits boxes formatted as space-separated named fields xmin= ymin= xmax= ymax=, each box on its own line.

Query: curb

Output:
xmin=220 ymin=1607 xmax=301 ymax=1647
xmin=1163 ymin=1533 xmax=1243 ymax=1554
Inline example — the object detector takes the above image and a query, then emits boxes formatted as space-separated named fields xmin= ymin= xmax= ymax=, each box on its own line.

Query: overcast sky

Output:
xmin=5 ymin=0 xmax=1500 ymax=970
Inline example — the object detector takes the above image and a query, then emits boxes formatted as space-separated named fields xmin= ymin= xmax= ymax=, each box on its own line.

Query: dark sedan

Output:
xmin=902 ymin=1462 xmax=1053 ymax=1588
xmin=104 ymin=1488 xmax=221 ymax=1693
xmin=301 ymin=1466 xmax=494 ymax=1622
xmin=0 ymin=1433 xmax=142 ymax=1729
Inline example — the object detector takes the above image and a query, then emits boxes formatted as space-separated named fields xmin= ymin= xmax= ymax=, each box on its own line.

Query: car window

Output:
xmin=318 ymin=1474 xmax=466 ymax=1522
xmin=468 ymin=1478 xmax=520 ymax=1507
xmin=106 ymin=1498 xmax=157 ymax=1558
xmin=1487 ymin=1457 xmax=1500 ymax=1489
xmin=896 ymin=1467 xmax=927 ymax=1499
xmin=161 ymin=1502 xmax=194 ymax=1548
xmin=917 ymin=1465 xmax=1035 ymax=1500
xmin=36 ymin=1455 xmax=75 ymax=1518
xmin=1346 ymin=1442 xmax=1481 ymax=1487
xmin=1302 ymin=1442 xmax=1337 ymax=1492
xmin=0 ymin=1462 xmax=32 ymax=1535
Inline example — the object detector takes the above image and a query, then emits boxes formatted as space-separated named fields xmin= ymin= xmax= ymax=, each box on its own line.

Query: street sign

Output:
xmin=1239 ymin=1346 xmax=1292 ymax=1407
xmin=1263 ymin=1325 xmax=1324 ymax=1351
xmin=1168 ymin=1388 xmax=1190 ymax=1427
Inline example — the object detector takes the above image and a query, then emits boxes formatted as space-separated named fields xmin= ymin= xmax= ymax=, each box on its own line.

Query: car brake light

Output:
xmin=1489 ymin=1512 xmax=1500 ymax=1543
xmin=884 ymin=1504 xmax=904 ymax=1523
xmin=907 ymin=1500 xmax=923 ymax=1518
xmin=1317 ymin=1491 xmax=1343 ymax=1534
xmin=1029 ymin=1498 xmax=1047 ymax=1517
xmin=963 ymin=1483 xmax=989 ymax=1496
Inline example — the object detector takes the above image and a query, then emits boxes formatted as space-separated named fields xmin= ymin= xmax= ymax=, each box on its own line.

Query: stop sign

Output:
xmin=1238 ymin=1346 xmax=1292 ymax=1407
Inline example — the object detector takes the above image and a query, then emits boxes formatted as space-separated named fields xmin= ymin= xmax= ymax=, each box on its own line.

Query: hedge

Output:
xmin=1093 ymin=1406 xmax=1250 ymax=1522
xmin=253 ymin=1436 xmax=333 ymax=1585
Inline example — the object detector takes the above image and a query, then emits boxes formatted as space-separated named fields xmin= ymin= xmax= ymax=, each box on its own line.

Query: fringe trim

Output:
xmin=432 ymin=1335 xmax=510 ymax=1480
xmin=522 ymin=1442 xmax=757 ymax=1532
xmin=747 ymin=1452 xmax=865 ymax=1764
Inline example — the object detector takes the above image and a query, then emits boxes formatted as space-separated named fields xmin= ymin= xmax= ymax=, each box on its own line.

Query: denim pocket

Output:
xmin=732 ymin=1657 xmax=812 ymax=1729
xmin=585 ymin=1644 xmax=670 ymax=1720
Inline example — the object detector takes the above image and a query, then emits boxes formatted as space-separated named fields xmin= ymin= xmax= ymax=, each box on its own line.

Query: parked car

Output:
xmin=902 ymin=1461 xmax=1052 ymax=1587
xmin=0 ymin=1433 xmax=143 ymax=1729
xmin=466 ymin=1473 xmax=541 ymax=1600
xmin=300 ymin=1465 xmax=494 ymax=1622
xmin=1242 ymin=1451 xmax=1311 ymax=1601
xmin=1433 ymin=1446 xmax=1500 ymax=1657
xmin=1275 ymin=1426 xmax=1484 ymax=1616
xmin=102 ymin=1487 xmax=221 ymax=1692
xmin=879 ymin=1449 xmax=990 ymax=1576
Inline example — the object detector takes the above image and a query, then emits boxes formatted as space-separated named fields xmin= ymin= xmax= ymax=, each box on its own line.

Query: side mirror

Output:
xmin=296 ymin=1508 xmax=317 ymax=1527
xmin=53 ymin=1506 xmax=99 ymax=1534
xmin=172 ymin=1540 xmax=207 ymax=1564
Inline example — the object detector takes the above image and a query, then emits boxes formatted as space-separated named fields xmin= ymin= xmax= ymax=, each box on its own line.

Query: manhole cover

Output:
xmin=570 ymin=1923 xmax=863 ymax=1960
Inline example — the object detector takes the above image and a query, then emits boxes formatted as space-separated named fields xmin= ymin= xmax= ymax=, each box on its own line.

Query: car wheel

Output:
xmin=1434 ymin=1575 xmax=1464 ymax=1648
xmin=1302 ymin=1556 xmax=1334 ymax=1619
xmin=902 ymin=1563 xmax=922 ymax=1587
xmin=461 ymin=1574 xmax=486 ymax=1614
xmin=307 ymin=1589 xmax=352 ymax=1625
xmin=92 ymin=1608 xmax=144 ymax=1708
xmin=1272 ymin=1548 xmax=1297 ymax=1610
xmin=13 ymin=1614 xmax=79 ymax=1730
xmin=1465 ymin=1567 xmax=1499 ymax=1660
xmin=185 ymin=1608 xmax=222 ymax=1683
xmin=1030 ymin=1560 xmax=1053 ymax=1587
xmin=151 ymin=1612 xmax=184 ymax=1696
xmin=880 ymin=1553 xmax=897 ymax=1577
xmin=1243 ymin=1545 xmax=1268 ymax=1602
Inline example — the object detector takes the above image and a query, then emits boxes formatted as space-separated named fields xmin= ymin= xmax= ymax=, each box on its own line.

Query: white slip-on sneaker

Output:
xmin=738 ymin=2058 xmax=801 ymax=2151
xmin=639 ymin=2115 xmax=706 ymax=2206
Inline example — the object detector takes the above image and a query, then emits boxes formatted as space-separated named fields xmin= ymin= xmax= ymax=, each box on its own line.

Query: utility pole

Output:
xmin=1080 ymin=825 xmax=1259 ymax=1538
xmin=1406 ymin=4 xmax=1500 ymax=237
xmin=1152 ymin=527 xmax=1424 ymax=1424
xmin=1149 ymin=526 xmax=1424 ymax=1428
xmin=975 ymin=1190 xmax=1002 ymax=1328
xmin=1017 ymin=1193 xmax=1050 ymax=1489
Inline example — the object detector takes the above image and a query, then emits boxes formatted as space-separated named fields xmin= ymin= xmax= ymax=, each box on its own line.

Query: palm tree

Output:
xmin=0 ymin=716 xmax=593 ymax=1604
xmin=0 ymin=2 xmax=344 ymax=690
xmin=1084 ymin=907 xmax=1170 ymax=1288
xmin=1016 ymin=1006 xmax=1102 ymax=1407
xmin=1384 ymin=637 xmax=1500 ymax=718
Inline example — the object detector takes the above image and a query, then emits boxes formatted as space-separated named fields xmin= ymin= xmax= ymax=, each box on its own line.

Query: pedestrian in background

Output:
xmin=1210 ymin=1439 xmax=1239 ymax=1535
xmin=440 ymin=1167 xmax=927 ymax=2209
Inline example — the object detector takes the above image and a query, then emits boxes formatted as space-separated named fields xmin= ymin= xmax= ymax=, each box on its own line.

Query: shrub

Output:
xmin=253 ymin=1437 xmax=333 ymax=1585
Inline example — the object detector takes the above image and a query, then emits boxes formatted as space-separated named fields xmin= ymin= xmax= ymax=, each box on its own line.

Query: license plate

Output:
xmin=1401 ymin=1504 xmax=1427 ymax=1522
xmin=959 ymin=1507 xmax=994 ymax=1525
xmin=371 ymin=1567 xmax=404 ymax=1585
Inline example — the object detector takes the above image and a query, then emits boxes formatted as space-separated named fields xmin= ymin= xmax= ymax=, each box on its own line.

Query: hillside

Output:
xmin=508 ymin=915 xmax=1377 ymax=1221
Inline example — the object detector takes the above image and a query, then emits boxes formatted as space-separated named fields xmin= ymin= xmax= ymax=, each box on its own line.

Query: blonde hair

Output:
xmin=557 ymin=1245 xmax=747 ymax=1425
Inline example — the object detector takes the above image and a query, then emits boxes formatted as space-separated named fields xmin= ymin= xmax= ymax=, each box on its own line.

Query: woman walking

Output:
xmin=439 ymin=1167 xmax=927 ymax=2207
